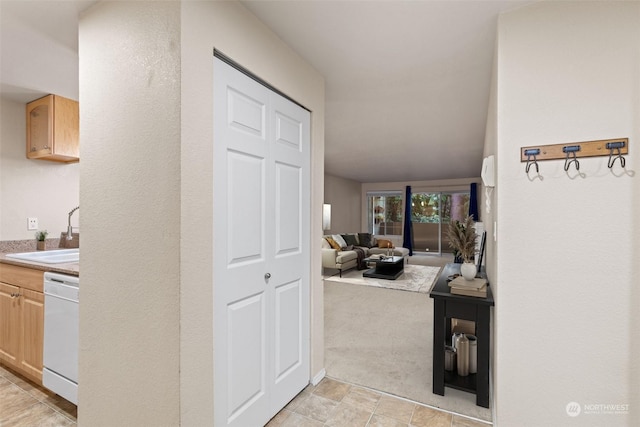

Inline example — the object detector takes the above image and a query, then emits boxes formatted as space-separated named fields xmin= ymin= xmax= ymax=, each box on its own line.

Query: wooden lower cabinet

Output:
xmin=0 ymin=282 xmax=21 ymax=368
xmin=20 ymin=288 xmax=44 ymax=381
xmin=0 ymin=264 xmax=45 ymax=384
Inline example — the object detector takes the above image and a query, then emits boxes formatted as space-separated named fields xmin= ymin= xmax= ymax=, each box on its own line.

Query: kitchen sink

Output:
xmin=6 ymin=248 xmax=79 ymax=264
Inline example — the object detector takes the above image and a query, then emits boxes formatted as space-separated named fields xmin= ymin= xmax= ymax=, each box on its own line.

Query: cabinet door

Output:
xmin=21 ymin=289 xmax=44 ymax=381
xmin=0 ymin=282 xmax=21 ymax=368
xmin=26 ymin=94 xmax=79 ymax=163
xmin=27 ymin=95 xmax=53 ymax=157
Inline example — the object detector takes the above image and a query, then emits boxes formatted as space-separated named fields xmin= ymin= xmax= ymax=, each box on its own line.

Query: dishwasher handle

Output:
xmin=44 ymin=272 xmax=79 ymax=287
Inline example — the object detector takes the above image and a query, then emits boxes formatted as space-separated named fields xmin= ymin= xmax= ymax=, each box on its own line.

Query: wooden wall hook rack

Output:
xmin=520 ymin=138 xmax=628 ymax=163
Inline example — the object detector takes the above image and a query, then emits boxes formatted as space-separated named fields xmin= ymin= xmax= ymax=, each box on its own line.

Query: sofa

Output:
xmin=322 ymin=233 xmax=411 ymax=276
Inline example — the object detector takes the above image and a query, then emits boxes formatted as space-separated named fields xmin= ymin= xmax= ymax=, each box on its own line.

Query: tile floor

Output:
xmin=1 ymin=364 xmax=489 ymax=427
xmin=0 ymin=364 xmax=77 ymax=426
xmin=267 ymin=377 xmax=490 ymax=427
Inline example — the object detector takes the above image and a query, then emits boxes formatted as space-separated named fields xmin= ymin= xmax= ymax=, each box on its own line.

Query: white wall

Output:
xmin=0 ymin=97 xmax=79 ymax=241
xmin=324 ymin=173 xmax=361 ymax=234
xmin=493 ymin=2 xmax=639 ymax=426
xmin=79 ymin=2 xmax=181 ymax=425
xmin=180 ymin=2 xmax=325 ymax=424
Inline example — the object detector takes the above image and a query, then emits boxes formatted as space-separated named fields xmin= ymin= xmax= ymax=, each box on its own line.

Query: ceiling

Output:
xmin=0 ymin=1 xmax=95 ymax=102
xmin=0 ymin=0 xmax=531 ymax=183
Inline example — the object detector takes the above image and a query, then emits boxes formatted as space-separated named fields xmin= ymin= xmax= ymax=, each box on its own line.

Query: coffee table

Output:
xmin=362 ymin=256 xmax=404 ymax=280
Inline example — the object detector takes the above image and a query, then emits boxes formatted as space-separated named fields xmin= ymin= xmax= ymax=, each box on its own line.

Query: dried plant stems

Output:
xmin=446 ymin=215 xmax=477 ymax=263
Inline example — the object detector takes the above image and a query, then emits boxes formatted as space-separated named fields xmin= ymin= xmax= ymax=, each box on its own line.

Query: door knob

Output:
xmin=264 ymin=273 xmax=271 ymax=280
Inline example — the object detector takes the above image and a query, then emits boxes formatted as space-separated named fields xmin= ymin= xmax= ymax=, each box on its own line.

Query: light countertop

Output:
xmin=0 ymin=239 xmax=79 ymax=276
xmin=0 ymin=254 xmax=79 ymax=276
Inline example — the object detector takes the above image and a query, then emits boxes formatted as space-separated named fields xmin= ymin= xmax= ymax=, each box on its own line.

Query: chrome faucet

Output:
xmin=67 ymin=206 xmax=79 ymax=240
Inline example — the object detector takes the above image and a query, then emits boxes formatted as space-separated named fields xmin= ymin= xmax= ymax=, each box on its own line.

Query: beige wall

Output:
xmin=0 ymin=97 xmax=80 ymax=241
xmin=481 ymin=35 xmax=498 ymax=286
xmin=180 ymin=3 xmax=325 ymax=424
xmin=78 ymin=2 xmax=181 ymax=425
xmin=493 ymin=2 xmax=639 ymax=425
xmin=181 ymin=2 xmax=324 ymax=425
xmin=80 ymin=1 xmax=324 ymax=426
xmin=481 ymin=23 xmax=499 ymax=421
xmin=324 ymin=174 xmax=361 ymax=234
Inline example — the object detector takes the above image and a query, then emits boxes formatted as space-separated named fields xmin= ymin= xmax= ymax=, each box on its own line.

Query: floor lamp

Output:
xmin=322 ymin=204 xmax=331 ymax=231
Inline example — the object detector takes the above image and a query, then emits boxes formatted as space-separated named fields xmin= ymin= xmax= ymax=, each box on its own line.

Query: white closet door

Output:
xmin=213 ymin=57 xmax=310 ymax=427
xmin=267 ymin=84 xmax=310 ymax=417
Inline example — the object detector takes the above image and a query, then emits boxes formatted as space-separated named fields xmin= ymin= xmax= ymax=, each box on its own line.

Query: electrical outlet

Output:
xmin=28 ymin=217 xmax=38 ymax=230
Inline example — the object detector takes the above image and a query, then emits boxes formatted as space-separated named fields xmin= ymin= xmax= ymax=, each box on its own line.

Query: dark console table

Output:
xmin=429 ymin=263 xmax=494 ymax=408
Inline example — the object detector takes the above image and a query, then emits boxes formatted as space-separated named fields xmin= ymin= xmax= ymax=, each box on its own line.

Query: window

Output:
xmin=367 ymin=191 xmax=403 ymax=235
xmin=411 ymin=191 xmax=470 ymax=253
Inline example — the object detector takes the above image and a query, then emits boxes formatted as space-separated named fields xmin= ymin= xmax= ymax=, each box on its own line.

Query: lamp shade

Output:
xmin=322 ymin=204 xmax=331 ymax=230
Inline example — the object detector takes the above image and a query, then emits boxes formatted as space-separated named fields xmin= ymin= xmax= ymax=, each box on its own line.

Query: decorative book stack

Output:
xmin=448 ymin=276 xmax=487 ymax=298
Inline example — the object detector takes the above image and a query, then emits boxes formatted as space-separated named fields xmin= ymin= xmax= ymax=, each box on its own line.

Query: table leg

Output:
xmin=433 ymin=299 xmax=445 ymax=396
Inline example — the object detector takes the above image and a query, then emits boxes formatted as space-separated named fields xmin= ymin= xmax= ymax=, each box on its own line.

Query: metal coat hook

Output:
xmin=607 ymin=141 xmax=626 ymax=168
xmin=521 ymin=138 xmax=629 ymax=174
xmin=563 ymin=145 xmax=580 ymax=171
xmin=524 ymin=148 xmax=540 ymax=173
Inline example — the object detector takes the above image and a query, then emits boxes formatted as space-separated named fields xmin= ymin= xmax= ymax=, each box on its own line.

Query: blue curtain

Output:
xmin=402 ymin=186 xmax=414 ymax=256
xmin=469 ymin=183 xmax=479 ymax=221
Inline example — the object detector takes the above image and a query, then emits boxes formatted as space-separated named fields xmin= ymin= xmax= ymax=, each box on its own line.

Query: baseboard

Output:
xmin=490 ymin=367 xmax=496 ymax=426
xmin=311 ymin=368 xmax=326 ymax=386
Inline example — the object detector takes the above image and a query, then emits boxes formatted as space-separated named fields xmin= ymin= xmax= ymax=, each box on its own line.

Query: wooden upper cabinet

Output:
xmin=26 ymin=94 xmax=79 ymax=163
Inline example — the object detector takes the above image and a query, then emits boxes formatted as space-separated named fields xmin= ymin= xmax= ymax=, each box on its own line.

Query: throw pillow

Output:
xmin=377 ymin=238 xmax=395 ymax=249
xmin=332 ymin=234 xmax=348 ymax=249
xmin=358 ymin=233 xmax=372 ymax=248
xmin=321 ymin=238 xmax=331 ymax=249
xmin=342 ymin=234 xmax=359 ymax=247
xmin=325 ymin=237 xmax=341 ymax=251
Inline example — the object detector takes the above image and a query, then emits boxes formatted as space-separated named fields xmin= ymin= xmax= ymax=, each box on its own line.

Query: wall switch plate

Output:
xmin=28 ymin=217 xmax=38 ymax=230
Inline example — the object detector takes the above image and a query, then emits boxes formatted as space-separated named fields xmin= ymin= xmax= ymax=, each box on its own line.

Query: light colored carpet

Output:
xmin=324 ymin=264 xmax=492 ymax=422
xmin=324 ymin=264 xmax=441 ymax=294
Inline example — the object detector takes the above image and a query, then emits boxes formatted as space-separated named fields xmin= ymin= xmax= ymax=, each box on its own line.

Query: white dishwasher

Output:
xmin=43 ymin=272 xmax=79 ymax=405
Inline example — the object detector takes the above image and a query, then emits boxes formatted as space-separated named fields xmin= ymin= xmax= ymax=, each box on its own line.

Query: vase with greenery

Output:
xmin=446 ymin=215 xmax=478 ymax=280
xmin=35 ymin=230 xmax=48 ymax=251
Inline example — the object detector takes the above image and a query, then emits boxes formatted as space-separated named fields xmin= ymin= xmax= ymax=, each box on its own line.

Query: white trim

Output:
xmin=490 ymin=366 xmax=497 ymax=426
xmin=311 ymin=368 xmax=326 ymax=386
